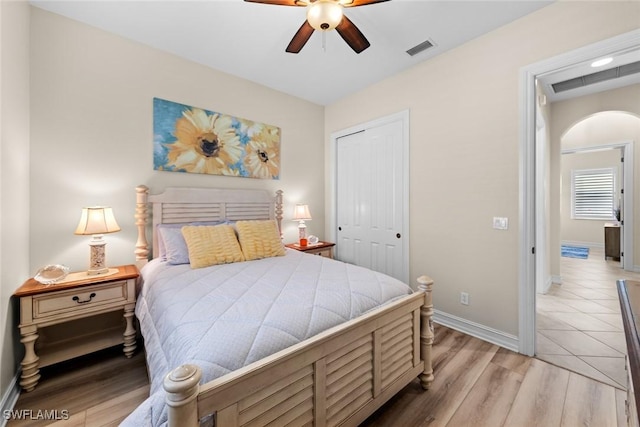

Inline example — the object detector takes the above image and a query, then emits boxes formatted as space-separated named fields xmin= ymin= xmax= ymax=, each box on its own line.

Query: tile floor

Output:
xmin=536 ymin=246 xmax=640 ymax=389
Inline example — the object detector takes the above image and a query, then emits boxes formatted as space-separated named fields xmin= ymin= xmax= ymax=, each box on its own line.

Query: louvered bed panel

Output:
xmin=237 ymin=365 xmax=314 ymax=427
xmin=137 ymin=186 xmax=283 ymax=260
xmin=160 ymin=203 xmax=224 ymax=223
xmin=325 ymin=335 xmax=374 ymax=426
xmin=187 ymin=295 xmax=429 ymax=427
xmin=380 ymin=313 xmax=415 ymax=390
xmin=225 ymin=204 xmax=273 ymax=222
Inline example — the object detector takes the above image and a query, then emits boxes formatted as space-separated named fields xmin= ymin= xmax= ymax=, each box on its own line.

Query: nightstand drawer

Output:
xmin=33 ymin=281 xmax=128 ymax=319
xmin=312 ymin=248 xmax=333 ymax=258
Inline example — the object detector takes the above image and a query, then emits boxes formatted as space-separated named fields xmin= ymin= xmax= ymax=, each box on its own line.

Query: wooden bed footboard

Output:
xmin=134 ymin=185 xmax=434 ymax=426
xmin=163 ymin=276 xmax=434 ymax=427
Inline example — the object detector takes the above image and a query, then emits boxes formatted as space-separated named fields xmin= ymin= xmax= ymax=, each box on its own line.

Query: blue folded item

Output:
xmin=561 ymin=245 xmax=589 ymax=259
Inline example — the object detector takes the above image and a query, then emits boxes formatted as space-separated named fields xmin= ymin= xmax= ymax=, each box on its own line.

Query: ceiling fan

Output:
xmin=244 ymin=0 xmax=389 ymax=54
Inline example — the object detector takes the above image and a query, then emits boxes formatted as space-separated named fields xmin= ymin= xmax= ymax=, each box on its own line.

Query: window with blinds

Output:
xmin=571 ymin=168 xmax=616 ymax=220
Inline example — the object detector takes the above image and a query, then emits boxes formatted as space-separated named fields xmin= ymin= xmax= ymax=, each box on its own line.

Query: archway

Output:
xmin=556 ymin=111 xmax=639 ymax=273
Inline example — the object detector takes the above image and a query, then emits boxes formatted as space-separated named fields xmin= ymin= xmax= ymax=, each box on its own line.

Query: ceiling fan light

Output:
xmin=307 ymin=1 xmax=343 ymax=31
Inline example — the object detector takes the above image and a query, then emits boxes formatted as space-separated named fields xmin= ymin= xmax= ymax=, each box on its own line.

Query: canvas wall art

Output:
xmin=153 ymin=98 xmax=280 ymax=179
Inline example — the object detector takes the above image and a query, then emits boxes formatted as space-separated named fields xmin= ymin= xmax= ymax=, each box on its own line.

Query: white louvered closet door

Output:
xmin=335 ymin=119 xmax=406 ymax=282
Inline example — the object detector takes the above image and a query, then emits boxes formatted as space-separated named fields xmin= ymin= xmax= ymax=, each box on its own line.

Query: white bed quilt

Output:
xmin=122 ymin=249 xmax=412 ymax=426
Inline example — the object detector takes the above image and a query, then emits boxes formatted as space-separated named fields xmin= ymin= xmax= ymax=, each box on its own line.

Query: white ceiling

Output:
xmin=30 ymin=0 xmax=554 ymax=105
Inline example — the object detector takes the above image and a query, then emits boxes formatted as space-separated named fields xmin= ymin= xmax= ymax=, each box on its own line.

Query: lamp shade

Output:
xmin=293 ymin=204 xmax=312 ymax=221
xmin=74 ymin=207 xmax=121 ymax=235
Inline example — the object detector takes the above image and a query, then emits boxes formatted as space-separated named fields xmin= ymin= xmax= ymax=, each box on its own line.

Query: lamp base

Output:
xmin=88 ymin=237 xmax=109 ymax=276
xmin=298 ymin=222 xmax=308 ymax=247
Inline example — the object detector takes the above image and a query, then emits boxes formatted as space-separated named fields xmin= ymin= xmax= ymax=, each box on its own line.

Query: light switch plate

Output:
xmin=493 ymin=217 xmax=508 ymax=230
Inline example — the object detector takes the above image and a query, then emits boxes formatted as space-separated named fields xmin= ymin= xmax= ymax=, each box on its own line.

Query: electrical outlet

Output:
xmin=460 ymin=292 xmax=469 ymax=305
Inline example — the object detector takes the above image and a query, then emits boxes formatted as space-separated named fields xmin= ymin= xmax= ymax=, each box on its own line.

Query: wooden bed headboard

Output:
xmin=135 ymin=185 xmax=284 ymax=265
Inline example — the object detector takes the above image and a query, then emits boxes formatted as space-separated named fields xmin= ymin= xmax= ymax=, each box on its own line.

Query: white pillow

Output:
xmin=157 ymin=226 xmax=190 ymax=265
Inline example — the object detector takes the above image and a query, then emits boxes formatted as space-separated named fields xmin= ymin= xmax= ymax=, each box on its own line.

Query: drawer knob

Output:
xmin=72 ymin=293 xmax=96 ymax=304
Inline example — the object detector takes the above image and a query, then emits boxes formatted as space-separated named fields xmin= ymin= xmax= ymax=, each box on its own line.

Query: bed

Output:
xmin=126 ymin=185 xmax=434 ymax=427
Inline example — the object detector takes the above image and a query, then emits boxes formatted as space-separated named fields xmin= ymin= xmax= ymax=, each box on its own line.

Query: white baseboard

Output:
xmin=433 ymin=309 xmax=519 ymax=353
xmin=0 ymin=373 xmax=20 ymax=427
xmin=541 ymin=277 xmax=552 ymax=294
xmin=551 ymin=275 xmax=562 ymax=284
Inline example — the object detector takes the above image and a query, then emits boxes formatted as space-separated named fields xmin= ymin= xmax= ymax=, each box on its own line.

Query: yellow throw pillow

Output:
xmin=236 ymin=220 xmax=285 ymax=261
xmin=181 ymin=225 xmax=244 ymax=269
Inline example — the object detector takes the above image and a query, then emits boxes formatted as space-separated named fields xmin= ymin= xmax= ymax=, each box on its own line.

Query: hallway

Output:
xmin=536 ymin=246 xmax=640 ymax=389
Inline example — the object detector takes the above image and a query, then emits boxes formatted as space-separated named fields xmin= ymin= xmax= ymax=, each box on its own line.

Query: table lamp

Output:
xmin=75 ymin=206 xmax=121 ymax=275
xmin=293 ymin=204 xmax=312 ymax=246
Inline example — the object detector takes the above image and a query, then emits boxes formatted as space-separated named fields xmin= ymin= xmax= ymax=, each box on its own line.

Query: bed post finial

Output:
xmin=164 ymin=364 xmax=202 ymax=427
xmin=417 ymin=275 xmax=434 ymax=390
xmin=275 ymin=190 xmax=283 ymax=237
xmin=135 ymin=185 xmax=150 ymax=268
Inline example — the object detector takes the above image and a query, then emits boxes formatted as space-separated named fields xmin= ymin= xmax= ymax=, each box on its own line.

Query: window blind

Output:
xmin=571 ymin=168 xmax=616 ymax=220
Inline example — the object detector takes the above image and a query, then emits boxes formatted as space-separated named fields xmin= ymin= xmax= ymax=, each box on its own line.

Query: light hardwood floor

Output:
xmin=537 ymin=246 xmax=640 ymax=389
xmin=7 ymin=324 xmax=628 ymax=427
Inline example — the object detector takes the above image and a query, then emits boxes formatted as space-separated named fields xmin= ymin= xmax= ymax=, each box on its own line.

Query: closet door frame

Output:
xmin=328 ymin=110 xmax=410 ymax=284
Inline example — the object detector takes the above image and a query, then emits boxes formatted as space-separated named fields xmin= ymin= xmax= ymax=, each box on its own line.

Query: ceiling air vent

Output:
xmin=406 ymin=39 xmax=434 ymax=57
xmin=620 ymin=61 xmax=640 ymax=77
xmin=552 ymin=60 xmax=640 ymax=93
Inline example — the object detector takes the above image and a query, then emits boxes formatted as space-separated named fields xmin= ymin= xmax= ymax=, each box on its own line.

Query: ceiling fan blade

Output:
xmin=341 ymin=0 xmax=389 ymax=7
xmin=286 ymin=21 xmax=315 ymax=53
xmin=243 ymin=0 xmax=306 ymax=6
xmin=335 ymin=15 xmax=370 ymax=53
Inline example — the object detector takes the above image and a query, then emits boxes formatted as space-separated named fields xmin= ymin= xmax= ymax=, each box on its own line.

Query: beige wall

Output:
xmin=29 ymin=8 xmax=325 ymax=274
xmin=325 ymin=1 xmax=640 ymax=336
xmin=1 ymin=0 xmax=30 ymax=400
xmin=550 ymin=86 xmax=640 ymax=277
xmin=560 ymin=149 xmax=622 ymax=245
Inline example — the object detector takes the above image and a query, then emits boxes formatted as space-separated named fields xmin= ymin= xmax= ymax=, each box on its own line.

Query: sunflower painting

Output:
xmin=153 ymin=98 xmax=280 ymax=179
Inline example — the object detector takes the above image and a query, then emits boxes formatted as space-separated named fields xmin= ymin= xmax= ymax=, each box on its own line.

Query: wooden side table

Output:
xmin=14 ymin=264 xmax=139 ymax=392
xmin=605 ymin=223 xmax=621 ymax=260
xmin=285 ymin=241 xmax=335 ymax=259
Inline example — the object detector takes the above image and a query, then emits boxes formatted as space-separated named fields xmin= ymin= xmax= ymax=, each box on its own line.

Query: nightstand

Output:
xmin=14 ymin=264 xmax=139 ymax=392
xmin=285 ymin=241 xmax=335 ymax=259
xmin=605 ymin=223 xmax=621 ymax=260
